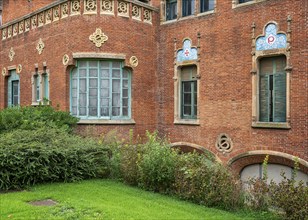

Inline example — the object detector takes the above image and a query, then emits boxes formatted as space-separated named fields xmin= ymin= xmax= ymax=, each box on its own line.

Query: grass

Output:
xmin=0 ymin=179 xmax=280 ymax=220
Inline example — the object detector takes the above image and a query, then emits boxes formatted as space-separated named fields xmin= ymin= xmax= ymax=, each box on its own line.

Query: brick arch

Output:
xmin=228 ymin=150 xmax=308 ymax=175
xmin=170 ymin=142 xmax=222 ymax=162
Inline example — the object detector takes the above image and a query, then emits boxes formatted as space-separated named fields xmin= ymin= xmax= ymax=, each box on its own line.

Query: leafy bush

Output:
xmin=174 ymin=152 xmax=243 ymax=210
xmin=0 ymin=106 xmax=79 ymax=133
xmin=0 ymin=128 xmax=110 ymax=191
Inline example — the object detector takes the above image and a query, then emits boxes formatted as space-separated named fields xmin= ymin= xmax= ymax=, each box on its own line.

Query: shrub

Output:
xmin=0 ymin=128 xmax=110 ymax=191
xmin=174 ymin=152 xmax=243 ymax=210
xmin=0 ymin=105 xmax=79 ymax=133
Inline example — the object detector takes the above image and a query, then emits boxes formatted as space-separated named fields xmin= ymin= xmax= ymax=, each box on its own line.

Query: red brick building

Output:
xmin=0 ymin=0 xmax=307 ymax=183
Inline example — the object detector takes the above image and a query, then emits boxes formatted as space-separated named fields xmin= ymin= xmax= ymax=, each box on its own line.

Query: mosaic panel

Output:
xmin=256 ymin=23 xmax=287 ymax=51
xmin=176 ymin=39 xmax=198 ymax=62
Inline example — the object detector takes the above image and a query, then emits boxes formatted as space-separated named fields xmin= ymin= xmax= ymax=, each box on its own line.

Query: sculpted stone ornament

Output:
xmin=36 ymin=38 xmax=45 ymax=55
xmin=215 ymin=133 xmax=233 ymax=154
xmin=129 ymin=56 xmax=139 ymax=67
xmin=89 ymin=28 xmax=108 ymax=48
xmin=17 ymin=64 xmax=22 ymax=74
xmin=2 ymin=68 xmax=7 ymax=77
xmin=63 ymin=54 xmax=70 ymax=65
xmin=9 ymin=47 xmax=15 ymax=62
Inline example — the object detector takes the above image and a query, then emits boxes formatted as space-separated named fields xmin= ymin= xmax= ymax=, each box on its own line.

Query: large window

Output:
xmin=259 ymin=56 xmax=286 ymax=122
xmin=71 ymin=60 xmax=131 ymax=120
xmin=181 ymin=66 xmax=197 ymax=119
xmin=182 ymin=0 xmax=195 ymax=17
xmin=200 ymin=0 xmax=214 ymax=12
xmin=32 ymin=70 xmax=49 ymax=104
xmin=7 ymin=70 xmax=20 ymax=107
xmin=166 ymin=0 xmax=177 ymax=21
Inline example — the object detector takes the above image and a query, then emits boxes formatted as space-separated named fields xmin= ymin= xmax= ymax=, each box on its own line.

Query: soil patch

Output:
xmin=28 ymin=199 xmax=58 ymax=206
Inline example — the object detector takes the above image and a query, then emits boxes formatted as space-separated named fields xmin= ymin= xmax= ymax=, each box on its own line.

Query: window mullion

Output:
xmin=109 ymin=62 xmax=112 ymax=119
xmin=86 ymin=62 xmax=89 ymax=118
xmin=98 ymin=62 xmax=101 ymax=118
xmin=120 ymin=67 xmax=123 ymax=117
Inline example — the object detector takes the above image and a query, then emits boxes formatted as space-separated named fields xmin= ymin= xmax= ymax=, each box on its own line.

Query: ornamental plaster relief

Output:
xmin=84 ymin=0 xmax=97 ymax=14
xmin=63 ymin=54 xmax=70 ymax=65
xmin=9 ymin=48 xmax=15 ymax=62
xmin=132 ymin=5 xmax=141 ymax=20
xmin=53 ymin=6 xmax=60 ymax=21
xmin=118 ymin=1 xmax=129 ymax=17
xmin=2 ymin=68 xmax=7 ymax=77
xmin=129 ymin=56 xmax=139 ymax=67
xmin=19 ymin=21 xmax=24 ymax=34
xmin=71 ymin=0 xmax=81 ymax=15
xmin=61 ymin=3 xmax=69 ymax=18
xmin=89 ymin=28 xmax=108 ymax=47
xmin=101 ymin=0 xmax=114 ymax=15
xmin=46 ymin=9 xmax=52 ymax=24
xmin=36 ymin=38 xmax=45 ymax=55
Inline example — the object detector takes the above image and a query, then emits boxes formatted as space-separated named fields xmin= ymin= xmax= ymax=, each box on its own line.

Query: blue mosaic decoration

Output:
xmin=176 ymin=39 xmax=198 ymax=62
xmin=256 ymin=23 xmax=287 ymax=51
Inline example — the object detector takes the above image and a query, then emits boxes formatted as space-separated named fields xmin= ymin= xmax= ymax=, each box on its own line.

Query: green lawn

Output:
xmin=0 ymin=179 xmax=279 ymax=220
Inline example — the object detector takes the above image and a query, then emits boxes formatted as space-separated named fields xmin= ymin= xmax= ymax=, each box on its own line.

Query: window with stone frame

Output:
xmin=200 ymin=0 xmax=214 ymax=13
xmin=7 ymin=70 xmax=20 ymax=107
xmin=238 ymin=0 xmax=253 ymax=3
xmin=32 ymin=68 xmax=49 ymax=105
xmin=259 ymin=56 xmax=286 ymax=123
xmin=70 ymin=60 xmax=131 ymax=120
xmin=181 ymin=65 xmax=197 ymax=119
xmin=166 ymin=0 xmax=177 ymax=21
xmin=182 ymin=0 xmax=195 ymax=17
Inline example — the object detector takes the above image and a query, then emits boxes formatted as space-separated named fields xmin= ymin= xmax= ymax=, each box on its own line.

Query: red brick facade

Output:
xmin=0 ymin=0 xmax=307 ymax=175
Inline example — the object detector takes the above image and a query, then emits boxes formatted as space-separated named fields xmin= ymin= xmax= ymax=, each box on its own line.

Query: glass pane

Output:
xmin=101 ymin=79 xmax=109 ymax=88
xmin=89 ymin=88 xmax=98 ymax=96
xmin=183 ymin=82 xmax=191 ymax=92
xmin=89 ymin=69 xmax=98 ymax=77
xmin=184 ymin=94 xmax=191 ymax=104
xmin=101 ymin=107 xmax=109 ymax=116
xmin=79 ymin=94 xmax=87 ymax=107
xmin=112 ymin=70 xmax=121 ymax=78
xmin=122 ymin=98 xmax=128 ymax=107
xmin=123 ymin=69 xmax=129 ymax=78
xmin=72 ymin=79 xmax=78 ymax=88
xmin=13 ymin=82 xmax=19 ymax=95
xmin=112 ymin=80 xmax=120 ymax=92
xmin=72 ymin=68 xmax=78 ymax=78
xmin=72 ymin=89 xmax=77 ymax=97
xmin=101 ymin=69 xmax=109 ymax=78
xmin=101 ymin=98 xmax=109 ymax=106
xmin=89 ymin=108 xmax=97 ymax=116
xmin=123 ymin=80 xmax=128 ymax=88
xmin=79 ymin=79 xmax=87 ymax=93
xmin=100 ymin=61 xmax=109 ymax=68
xmin=13 ymin=96 xmax=19 ymax=105
xmin=122 ymin=107 xmax=128 ymax=116
xmin=112 ymin=61 xmax=121 ymax=68
xmin=89 ymin=78 xmax=98 ymax=87
xmin=89 ymin=61 xmax=98 ymax=68
xmin=89 ymin=98 xmax=97 ymax=107
xmin=72 ymin=97 xmax=77 ymax=106
xmin=112 ymin=94 xmax=120 ymax=106
xmin=123 ymin=89 xmax=128 ymax=98
xmin=112 ymin=107 xmax=120 ymax=116
xmin=79 ymin=107 xmax=86 ymax=116
xmin=184 ymin=106 xmax=191 ymax=115
xmin=101 ymin=88 xmax=109 ymax=97
xmin=72 ymin=107 xmax=77 ymax=115
xmin=79 ymin=69 xmax=87 ymax=77
xmin=79 ymin=61 xmax=87 ymax=67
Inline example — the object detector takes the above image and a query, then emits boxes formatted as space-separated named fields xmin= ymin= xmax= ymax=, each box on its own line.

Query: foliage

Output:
xmin=0 ymin=105 xmax=79 ymax=133
xmin=0 ymin=128 xmax=110 ymax=191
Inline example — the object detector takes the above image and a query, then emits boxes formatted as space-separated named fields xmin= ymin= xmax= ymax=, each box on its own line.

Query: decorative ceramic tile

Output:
xmin=256 ymin=23 xmax=287 ymax=51
xmin=176 ymin=39 xmax=198 ymax=62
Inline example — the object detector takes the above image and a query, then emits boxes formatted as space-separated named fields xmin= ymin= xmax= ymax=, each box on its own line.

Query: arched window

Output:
xmin=70 ymin=60 xmax=131 ymax=120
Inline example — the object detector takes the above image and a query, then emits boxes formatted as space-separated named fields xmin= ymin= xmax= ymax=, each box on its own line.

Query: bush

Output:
xmin=0 ymin=105 xmax=79 ymax=133
xmin=0 ymin=128 xmax=110 ymax=191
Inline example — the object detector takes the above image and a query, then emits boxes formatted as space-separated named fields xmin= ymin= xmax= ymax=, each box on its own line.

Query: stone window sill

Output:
xmin=78 ymin=119 xmax=136 ymax=125
xmin=31 ymin=102 xmax=49 ymax=106
xmin=252 ymin=122 xmax=290 ymax=129
xmin=233 ymin=0 xmax=268 ymax=9
xmin=161 ymin=10 xmax=215 ymax=25
xmin=174 ymin=119 xmax=200 ymax=126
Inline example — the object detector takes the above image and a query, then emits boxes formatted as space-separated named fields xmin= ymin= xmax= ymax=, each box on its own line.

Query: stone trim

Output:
xmin=78 ymin=118 xmax=136 ymax=124
xmin=232 ymin=0 xmax=269 ymax=9
xmin=72 ymin=52 xmax=126 ymax=60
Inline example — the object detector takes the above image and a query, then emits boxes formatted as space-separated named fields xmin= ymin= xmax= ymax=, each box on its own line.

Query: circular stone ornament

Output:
xmin=129 ymin=56 xmax=139 ymax=67
xmin=62 ymin=54 xmax=69 ymax=65
xmin=17 ymin=64 xmax=22 ymax=74
xmin=215 ymin=133 xmax=233 ymax=154
xmin=2 ymin=67 xmax=7 ymax=76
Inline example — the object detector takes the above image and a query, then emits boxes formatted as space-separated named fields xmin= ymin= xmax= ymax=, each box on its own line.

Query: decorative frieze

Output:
xmin=1 ymin=0 xmax=156 ymax=41
xmin=71 ymin=0 xmax=81 ymax=15
xmin=132 ymin=5 xmax=141 ymax=20
xmin=84 ymin=0 xmax=97 ymax=14
xmin=101 ymin=0 xmax=114 ymax=15
xmin=61 ymin=3 xmax=69 ymax=18
xmin=118 ymin=1 xmax=129 ymax=17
